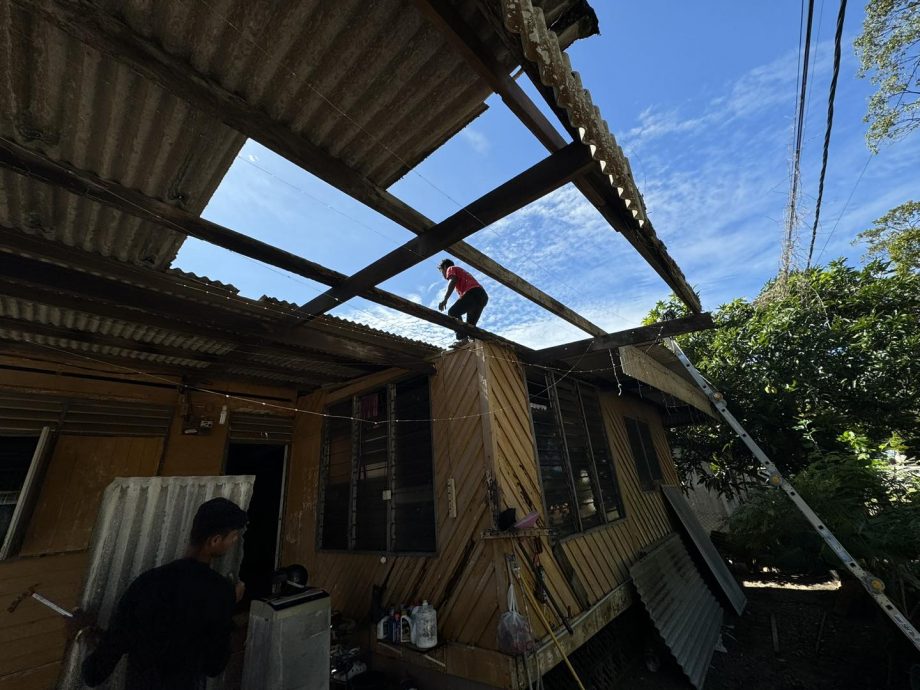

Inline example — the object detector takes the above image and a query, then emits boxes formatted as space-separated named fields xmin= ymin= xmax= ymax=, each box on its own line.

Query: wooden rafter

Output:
xmin=301 ymin=142 xmax=594 ymax=317
xmin=0 ymin=137 xmax=529 ymax=353
xmin=418 ymin=0 xmax=703 ymax=313
xmin=533 ymin=314 xmax=715 ymax=363
xmin=18 ymin=0 xmax=605 ymax=337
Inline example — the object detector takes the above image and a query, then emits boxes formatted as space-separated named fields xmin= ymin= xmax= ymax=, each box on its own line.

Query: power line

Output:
xmin=806 ymin=0 xmax=848 ymax=269
xmin=782 ymin=0 xmax=817 ymax=278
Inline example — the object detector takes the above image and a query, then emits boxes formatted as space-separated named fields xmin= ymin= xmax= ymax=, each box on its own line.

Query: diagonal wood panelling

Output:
xmin=281 ymin=346 xmax=501 ymax=648
xmin=481 ymin=342 xmax=681 ymax=621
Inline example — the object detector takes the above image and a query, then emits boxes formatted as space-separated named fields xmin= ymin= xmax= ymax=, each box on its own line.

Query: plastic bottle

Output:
xmin=411 ymin=600 xmax=437 ymax=650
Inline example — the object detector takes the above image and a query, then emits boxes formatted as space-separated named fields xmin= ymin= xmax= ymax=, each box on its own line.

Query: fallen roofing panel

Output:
xmin=631 ymin=533 xmax=723 ymax=690
xmin=662 ymin=485 xmax=747 ymax=616
xmin=58 ymin=475 xmax=255 ymax=690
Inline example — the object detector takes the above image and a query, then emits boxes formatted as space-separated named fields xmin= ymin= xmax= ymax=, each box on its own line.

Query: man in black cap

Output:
xmin=74 ymin=497 xmax=249 ymax=690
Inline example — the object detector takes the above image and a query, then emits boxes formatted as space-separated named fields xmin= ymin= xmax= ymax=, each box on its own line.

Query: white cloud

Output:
xmin=459 ymin=128 xmax=490 ymax=155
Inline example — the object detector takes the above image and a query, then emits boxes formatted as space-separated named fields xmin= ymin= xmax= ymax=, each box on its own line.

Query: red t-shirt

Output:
xmin=445 ymin=266 xmax=481 ymax=297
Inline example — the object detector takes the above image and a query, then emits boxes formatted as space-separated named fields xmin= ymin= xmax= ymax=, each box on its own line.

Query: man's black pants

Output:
xmin=447 ymin=287 xmax=488 ymax=339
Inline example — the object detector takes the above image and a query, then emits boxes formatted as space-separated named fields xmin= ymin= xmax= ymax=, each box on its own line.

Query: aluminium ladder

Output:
xmin=662 ymin=337 xmax=920 ymax=653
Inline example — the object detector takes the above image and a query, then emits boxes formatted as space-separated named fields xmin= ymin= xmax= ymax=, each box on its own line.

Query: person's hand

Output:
xmin=438 ymin=300 xmax=447 ymax=312
xmin=66 ymin=608 xmax=100 ymax=644
xmin=234 ymin=581 xmax=246 ymax=603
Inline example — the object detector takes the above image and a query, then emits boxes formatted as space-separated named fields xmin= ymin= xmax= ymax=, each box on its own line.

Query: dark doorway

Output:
xmin=225 ymin=443 xmax=286 ymax=601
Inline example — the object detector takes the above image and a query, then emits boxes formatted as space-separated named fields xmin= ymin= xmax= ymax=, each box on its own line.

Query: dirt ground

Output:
xmin=620 ymin=575 xmax=919 ymax=690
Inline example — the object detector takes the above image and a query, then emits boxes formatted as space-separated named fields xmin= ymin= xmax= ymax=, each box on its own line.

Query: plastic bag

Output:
xmin=497 ymin=583 xmax=534 ymax=655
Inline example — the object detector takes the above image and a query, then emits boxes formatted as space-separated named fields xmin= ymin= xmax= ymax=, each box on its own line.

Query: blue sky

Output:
xmin=176 ymin=2 xmax=920 ymax=349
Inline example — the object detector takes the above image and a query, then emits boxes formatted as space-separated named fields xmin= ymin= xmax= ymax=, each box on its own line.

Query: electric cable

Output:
xmin=782 ymin=0 xmax=816 ymax=277
xmin=806 ymin=0 xmax=848 ymax=269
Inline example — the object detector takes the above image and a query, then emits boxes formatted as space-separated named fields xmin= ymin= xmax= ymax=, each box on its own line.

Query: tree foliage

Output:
xmin=648 ymin=260 xmax=920 ymax=495
xmin=857 ymin=199 xmax=920 ymax=275
xmin=727 ymin=443 xmax=920 ymax=601
xmin=855 ymin=0 xmax=920 ymax=151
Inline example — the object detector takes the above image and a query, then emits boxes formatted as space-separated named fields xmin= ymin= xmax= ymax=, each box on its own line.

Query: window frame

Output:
xmin=525 ymin=368 xmax=625 ymax=541
xmin=624 ymin=416 xmax=663 ymax=491
xmin=0 ymin=427 xmax=54 ymax=560
xmin=317 ymin=377 xmax=436 ymax=556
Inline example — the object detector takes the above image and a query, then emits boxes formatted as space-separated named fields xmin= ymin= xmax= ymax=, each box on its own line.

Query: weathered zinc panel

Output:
xmin=630 ymin=533 xmax=723 ymax=690
xmin=53 ymin=0 xmax=506 ymax=189
xmin=661 ymin=485 xmax=747 ymax=616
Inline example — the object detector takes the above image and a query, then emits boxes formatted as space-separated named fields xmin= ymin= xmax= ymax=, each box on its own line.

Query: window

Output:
xmin=0 ymin=428 xmax=53 ymax=560
xmin=526 ymin=369 xmax=624 ymax=538
xmin=318 ymin=377 xmax=435 ymax=553
xmin=625 ymin=417 xmax=663 ymax=490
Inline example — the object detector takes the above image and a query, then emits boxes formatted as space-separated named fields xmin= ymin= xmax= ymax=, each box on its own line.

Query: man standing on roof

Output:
xmin=71 ymin=497 xmax=249 ymax=690
xmin=438 ymin=258 xmax=489 ymax=347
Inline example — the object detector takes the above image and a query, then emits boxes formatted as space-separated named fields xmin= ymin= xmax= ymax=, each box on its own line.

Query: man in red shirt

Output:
xmin=438 ymin=259 xmax=489 ymax=346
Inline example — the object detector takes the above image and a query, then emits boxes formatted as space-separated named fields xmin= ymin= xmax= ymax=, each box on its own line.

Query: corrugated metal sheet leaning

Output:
xmin=57 ymin=475 xmax=255 ymax=690
xmin=661 ymin=485 xmax=747 ymax=616
xmin=630 ymin=533 xmax=724 ymax=690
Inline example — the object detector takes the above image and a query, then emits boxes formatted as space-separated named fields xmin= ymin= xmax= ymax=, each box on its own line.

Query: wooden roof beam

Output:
xmin=531 ymin=313 xmax=715 ymax=363
xmin=0 ymin=137 xmax=529 ymax=354
xmin=416 ymin=0 xmax=702 ymax=313
xmin=20 ymin=0 xmax=604 ymax=337
xmin=301 ymin=142 xmax=594 ymax=317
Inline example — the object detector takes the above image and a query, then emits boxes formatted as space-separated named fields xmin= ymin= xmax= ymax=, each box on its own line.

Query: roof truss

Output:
xmin=3 ymin=0 xmax=707 ymax=375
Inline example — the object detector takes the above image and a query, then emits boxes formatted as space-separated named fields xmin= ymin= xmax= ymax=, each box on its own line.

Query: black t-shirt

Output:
xmin=82 ymin=558 xmax=236 ymax=690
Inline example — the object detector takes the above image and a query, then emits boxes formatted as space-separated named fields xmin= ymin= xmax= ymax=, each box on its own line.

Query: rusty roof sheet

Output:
xmin=0 ymin=0 xmax=244 ymax=268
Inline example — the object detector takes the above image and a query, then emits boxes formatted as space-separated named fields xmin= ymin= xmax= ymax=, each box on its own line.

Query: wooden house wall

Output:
xmin=0 ymin=359 xmax=295 ymax=689
xmin=281 ymin=347 xmax=504 ymax=651
xmin=481 ymin=343 xmax=679 ymax=638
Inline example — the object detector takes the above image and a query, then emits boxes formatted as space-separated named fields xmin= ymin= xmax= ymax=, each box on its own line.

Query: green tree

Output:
xmin=855 ymin=0 xmax=920 ymax=151
xmin=649 ymin=260 xmax=920 ymax=495
xmin=857 ymin=199 xmax=920 ymax=275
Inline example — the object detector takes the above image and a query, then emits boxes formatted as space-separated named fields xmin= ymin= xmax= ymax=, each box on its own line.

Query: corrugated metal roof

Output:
xmin=83 ymin=0 xmax=586 ymax=189
xmin=630 ymin=533 xmax=724 ymax=690
xmin=0 ymin=294 xmax=232 ymax=356
xmin=0 ymin=256 xmax=438 ymax=388
xmin=0 ymin=0 xmax=244 ymax=268
xmin=662 ymin=485 xmax=747 ymax=616
xmin=58 ymin=475 xmax=255 ymax=690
